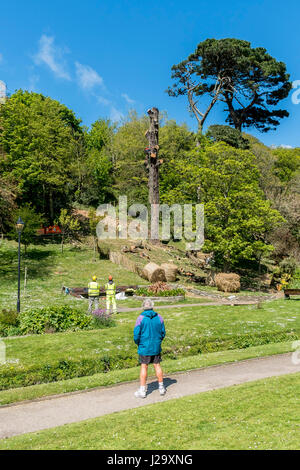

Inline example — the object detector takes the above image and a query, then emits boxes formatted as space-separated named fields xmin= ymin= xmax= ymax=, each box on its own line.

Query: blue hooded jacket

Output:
xmin=133 ymin=309 xmax=166 ymax=356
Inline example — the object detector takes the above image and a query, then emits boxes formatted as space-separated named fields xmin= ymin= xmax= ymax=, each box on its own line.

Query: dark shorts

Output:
xmin=139 ymin=354 xmax=162 ymax=365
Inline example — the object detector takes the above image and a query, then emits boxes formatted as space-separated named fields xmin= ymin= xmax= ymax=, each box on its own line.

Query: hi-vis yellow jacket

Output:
xmin=105 ymin=282 xmax=116 ymax=296
xmin=88 ymin=281 xmax=100 ymax=297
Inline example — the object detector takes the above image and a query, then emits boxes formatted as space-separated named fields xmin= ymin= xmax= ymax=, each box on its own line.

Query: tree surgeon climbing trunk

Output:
xmin=145 ymin=107 xmax=161 ymax=244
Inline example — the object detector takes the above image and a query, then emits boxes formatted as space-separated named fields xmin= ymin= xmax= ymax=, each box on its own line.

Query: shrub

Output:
xmin=0 ymin=309 xmax=19 ymax=326
xmin=136 ymin=286 xmax=185 ymax=297
xmin=91 ymin=309 xmax=116 ymax=329
xmin=19 ymin=305 xmax=92 ymax=335
xmin=279 ymin=257 xmax=298 ymax=277
xmin=215 ymin=273 xmax=241 ymax=293
xmin=0 ymin=310 xmax=21 ymax=337
xmin=287 ymin=269 xmax=300 ymax=289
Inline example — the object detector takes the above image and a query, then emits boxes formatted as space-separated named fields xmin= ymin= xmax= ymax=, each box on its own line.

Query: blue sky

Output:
xmin=0 ymin=0 xmax=300 ymax=147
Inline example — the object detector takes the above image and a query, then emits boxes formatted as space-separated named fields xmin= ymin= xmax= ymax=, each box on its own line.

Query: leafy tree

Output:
xmin=111 ymin=111 xmax=149 ymax=204
xmin=161 ymin=142 xmax=284 ymax=269
xmin=272 ymin=147 xmax=300 ymax=183
xmin=0 ymin=90 xmax=83 ymax=222
xmin=56 ymin=209 xmax=80 ymax=253
xmin=206 ymin=125 xmax=249 ymax=149
xmin=0 ymin=177 xmax=17 ymax=233
xmin=10 ymin=204 xmax=44 ymax=253
xmin=168 ymin=38 xmax=291 ymax=133
xmin=74 ymin=119 xmax=115 ymax=206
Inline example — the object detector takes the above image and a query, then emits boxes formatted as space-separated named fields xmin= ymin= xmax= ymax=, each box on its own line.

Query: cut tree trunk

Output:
xmin=161 ymin=263 xmax=178 ymax=282
xmin=145 ymin=107 xmax=161 ymax=244
xmin=142 ymin=262 xmax=166 ymax=283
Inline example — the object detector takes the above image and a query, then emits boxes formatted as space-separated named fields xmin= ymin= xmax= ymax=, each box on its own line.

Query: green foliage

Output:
xmin=0 ymin=309 xmax=19 ymax=326
xmin=0 ymin=328 xmax=298 ymax=391
xmin=0 ymin=90 xmax=83 ymax=221
xmin=78 ymin=119 xmax=115 ymax=206
xmin=272 ymin=147 xmax=300 ymax=183
xmin=18 ymin=305 xmax=92 ymax=335
xmin=0 ymin=177 xmax=17 ymax=232
xmin=91 ymin=313 xmax=116 ymax=329
xmin=287 ymin=269 xmax=300 ymax=289
xmin=9 ymin=204 xmax=44 ymax=251
xmin=279 ymin=257 xmax=298 ymax=276
xmin=0 ymin=309 xmax=20 ymax=337
xmin=161 ymin=141 xmax=284 ymax=269
xmin=135 ymin=287 xmax=185 ymax=297
xmin=168 ymin=38 xmax=291 ymax=132
xmin=56 ymin=209 xmax=80 ymax=252
xmin=206 ymin=125 xmax=249 ymax=149
xmin=112 ymin=111 xmax=149 ymax=204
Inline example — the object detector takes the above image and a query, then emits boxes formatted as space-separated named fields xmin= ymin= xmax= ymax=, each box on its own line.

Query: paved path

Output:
xmin=0 ymin=353 xmax=299 ymax=439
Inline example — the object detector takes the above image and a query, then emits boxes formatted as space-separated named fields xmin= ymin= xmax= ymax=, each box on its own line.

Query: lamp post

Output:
xmin=16 ymin=216 xmax=25 ymax=313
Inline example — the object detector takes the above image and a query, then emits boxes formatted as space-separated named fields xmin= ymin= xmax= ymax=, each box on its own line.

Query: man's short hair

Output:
xmin=142 ymin=298 xmax=154 ymax=310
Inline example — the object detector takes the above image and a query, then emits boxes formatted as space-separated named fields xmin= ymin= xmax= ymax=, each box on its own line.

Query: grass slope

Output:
xmin=1 ymin=373 xmax=298 ymax=450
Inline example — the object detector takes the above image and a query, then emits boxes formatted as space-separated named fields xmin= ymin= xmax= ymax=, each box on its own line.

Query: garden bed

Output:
xmin=284 ymin=289 xmax=300 ymax=299
xmin=133 ymin=295 xmax=185 ymax=302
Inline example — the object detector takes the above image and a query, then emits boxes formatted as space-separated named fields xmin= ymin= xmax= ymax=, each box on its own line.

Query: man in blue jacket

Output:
xmin=133 ymin=298 xmax=166 ymax=398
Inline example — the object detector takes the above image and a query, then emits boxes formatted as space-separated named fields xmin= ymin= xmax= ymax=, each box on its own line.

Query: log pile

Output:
xmin=142 ymin=262 xmax=167 ymax=283
xmin=109 ymin=251 xmax=138 ymax=274
xmin=161 ymin=263 xmax=178 ymax=282
xmin=215 ymin=273 xmax=241 ymax=293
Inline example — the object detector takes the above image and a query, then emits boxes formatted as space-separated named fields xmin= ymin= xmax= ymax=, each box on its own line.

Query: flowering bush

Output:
xmin=91 ymin=309 xmax=115 ymax=329
xmin=136 ymin=283 xmax=185 ymax=297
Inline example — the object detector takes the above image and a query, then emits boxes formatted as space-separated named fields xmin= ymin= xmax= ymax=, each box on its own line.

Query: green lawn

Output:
xmin=3 ymin=299 xmax=299 ymax=367
xmin=1 ymin=373 xmax=298 ymax=450
xmin=0 ymin=341 xmax=294 ymax=406
xmin=0 ymin=239 xmax=148 ymax=312
xmin=0 ymin=238 xmax=271 ymax=313
xmin=1 ymin=298 xmax=299 ymax=390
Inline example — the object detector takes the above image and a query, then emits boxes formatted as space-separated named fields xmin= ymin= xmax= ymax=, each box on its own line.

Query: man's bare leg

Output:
xmin=154 ymin=363 xmax=166 ymax=395
xmin=140 ymin=363 xmax=148 ymax=386
xmin=153 ymin=363 xmax=163 ymax=382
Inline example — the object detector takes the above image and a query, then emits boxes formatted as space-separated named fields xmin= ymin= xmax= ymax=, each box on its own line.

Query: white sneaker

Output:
xmin=159 ymin=386 xmax=166 ymax=396
xmin=134 ymin=389 xmax=146 ymax=398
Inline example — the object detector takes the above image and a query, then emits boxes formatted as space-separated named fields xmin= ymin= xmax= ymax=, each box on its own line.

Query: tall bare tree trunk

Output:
xmin=145 ymin=107 xmax=161 ymax=244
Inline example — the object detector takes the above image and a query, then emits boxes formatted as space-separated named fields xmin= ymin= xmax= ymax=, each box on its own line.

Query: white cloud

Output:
xmin=110 ymin=106 xmax=123 ymax=122
xmin=28 ymin=74 xmax=40 ymax=92
xmin=271 ymin=144 xmax=293 ymax=149
xmin=121 ymin=93 xmax=135 ymax=104
xmin=75 ymin=62 xmax=104 ymax=90
xmin=97 ymin=95 xmax=111 ymax=106
xmin=34 ymin=35 xmax=71 ymax=80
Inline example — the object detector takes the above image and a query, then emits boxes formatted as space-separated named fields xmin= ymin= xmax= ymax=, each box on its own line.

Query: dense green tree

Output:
xmin=80 ymin=119 xmax=115 ymax=206
xmin=111 ymin=111 xmax=149 ymax=204
xmin=168 ymin=38 xmax=291 ymax=133
xmin=56 ymin=209 xmax=80 ymax=253
xmin=206 ymin=125 xmax=249 ymax=149
xmin=161 ymin=142 xmax=284 ymax=269
xmin=10 ymin=204 xmax=44 ymax=253
xmin=0 ymin=177 xmax=17 ymax=232
xmin=272 ymin=147 xmax=300 ymax=183
xmin=0 ymin=90 xmax=83 ymax=222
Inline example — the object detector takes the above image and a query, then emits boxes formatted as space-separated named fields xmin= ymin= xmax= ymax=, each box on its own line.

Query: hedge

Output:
xmin=0 ymin=328 xmax=298 ymax=391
